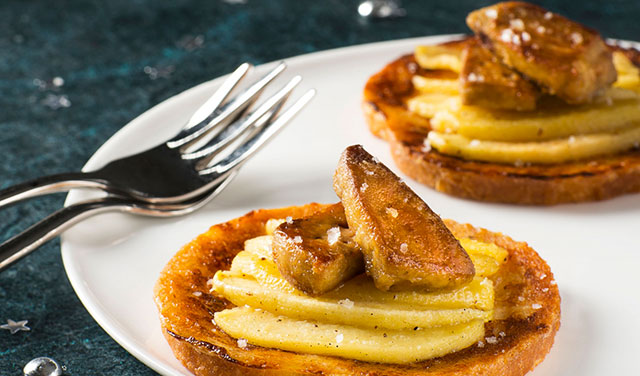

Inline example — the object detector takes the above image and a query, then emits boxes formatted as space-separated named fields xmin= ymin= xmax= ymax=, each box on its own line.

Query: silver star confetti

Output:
xmin=1 ymin=319 xmax=31 ymax=334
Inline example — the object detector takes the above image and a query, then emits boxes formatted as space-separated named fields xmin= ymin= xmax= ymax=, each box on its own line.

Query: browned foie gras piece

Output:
xmin=461 ymin=36 xmax=540 ymax=111
xmin=467 ymin=1 xmax=616 ymax=104
xmin=333 ymin=145 xmax=475 ymax=291
xmin=272 ymin=203 xmax=364 ymax=296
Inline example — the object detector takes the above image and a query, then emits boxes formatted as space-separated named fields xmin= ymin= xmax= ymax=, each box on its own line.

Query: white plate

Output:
xmin=61 ymin=35 xmax=640 ymax=375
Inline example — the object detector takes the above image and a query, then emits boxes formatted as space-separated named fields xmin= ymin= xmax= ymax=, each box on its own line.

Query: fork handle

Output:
xmin=0 ymin=172 xmax=107 ymax=209
xmin=0 ymin=198 xmax=127 ymax=271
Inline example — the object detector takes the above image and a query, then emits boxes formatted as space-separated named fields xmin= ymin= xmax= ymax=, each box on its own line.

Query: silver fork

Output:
xmin=0 ymin=63 xmax=315 ymax=271
xmin=0 ymin=171 xmax=237 ymax=271
xmin=0 ymin=62 xmax=310 ymax=207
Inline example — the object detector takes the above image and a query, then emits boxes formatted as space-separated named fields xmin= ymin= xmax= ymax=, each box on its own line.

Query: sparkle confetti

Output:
xmin=1 ymin=319 xmax=31 ymax=334
xmin=23 ymin=357 xmax=63 ymax=376
xmin=33 ymin=77 xmax=65 ymax=90
xmin=144 ymin=65 xmax=175 ymax=80
xmin=41 ymin=94 xmax=71 ymax=109
xmin=177 ymin=34 xmax=205 ymax=51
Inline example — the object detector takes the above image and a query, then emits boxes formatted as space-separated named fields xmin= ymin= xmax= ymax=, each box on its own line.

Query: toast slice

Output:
xmin=362 ymin=38 xmax=640 ymax=205
xmin=467 ymin=2 xmax=616 ymax=104
xmin=154 ymin=203 xmax=560 ymax=375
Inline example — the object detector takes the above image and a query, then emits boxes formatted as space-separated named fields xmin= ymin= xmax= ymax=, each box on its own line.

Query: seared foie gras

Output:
xmin=333 ymin=145 xmax=475 ymax=291
xmin=272 ymin=203 xmax=364 ymax=295
xmin=461 ymin=36 xmax=540 ymax=111
xmin=467 ymin=1 xmax=616 ymax=104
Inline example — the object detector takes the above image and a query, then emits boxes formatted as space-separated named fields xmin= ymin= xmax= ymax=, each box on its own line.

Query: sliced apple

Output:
xmin=211 ymin=272 xmax=491 ymax=330
xmin=214 ymin=306 xmax=485 ymax=364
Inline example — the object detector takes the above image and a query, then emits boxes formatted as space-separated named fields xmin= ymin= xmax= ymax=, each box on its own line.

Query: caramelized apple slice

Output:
xmin=333 ymin=145 xmax=475 ymax=291
xmin=272 ymin=203 xmax=364 ymax=296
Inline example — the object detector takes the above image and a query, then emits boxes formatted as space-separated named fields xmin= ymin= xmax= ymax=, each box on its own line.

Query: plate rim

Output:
xmin=59 ymin=34 xmax=640 ymax=375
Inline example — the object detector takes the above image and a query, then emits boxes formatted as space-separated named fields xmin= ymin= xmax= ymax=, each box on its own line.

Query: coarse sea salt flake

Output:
xmin=542 ymin=287 xmax=549 ymax=292
xmin=400 ymin=243 xmax=408 ymax=253
xmin=237 ymin=338 xmax=248 ymax=348
xmin=386 ymin=207 xmax=399 ymax=218
xmin=336 ymin=333 xmax=344 ymax=344
xmin=509 ymin=18 xmax=524 ymax=31
xmin=360 ymin=182 xmax=368 ymax=193
xmin=500 ymin=29 xmax=514 ymax=43
xmin=570 ymin=32 xmax=584 ymax=45
xmin=539 ymin=273 xmax=547 ymax=280
xmin=521 ymin=31 xmax=531 ymax=43
xmin=327 ymin=227 xmax=341 ymax=245
xmin=485 ymin=336 xmax=498 ymax=344
xmin=422 ymin=139 xmax=432 ymax=152
xmin=338 ymin=299 xmax=354 ymax=308
xmin=293 ymin=236 xmax=303 ymax=244
xmin=286 ymin=216 xmax=293 ymax=224
xmin=485 ymin=9 xmax=497 ymax=19
xmin=544 ymin=11 xmax=553 ymax=20
xmin=532 ymin=303 xmax=542 ymax=309
xmin=477 ymin=341 xmax=485 ymax=348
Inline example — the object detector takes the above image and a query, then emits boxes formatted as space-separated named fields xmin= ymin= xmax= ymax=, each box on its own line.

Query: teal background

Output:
xmin=1 ymin=0 xmax=638 ymax=374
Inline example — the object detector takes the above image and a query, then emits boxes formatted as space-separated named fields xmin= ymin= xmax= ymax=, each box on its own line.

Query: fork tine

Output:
xmin=181 ymin=75 xmax=302 ymax=161
xmin=184 ymin=62 xmax=252 ymax=130
xmin=167 ymin=61 xmax=287 ymax=151
xmin=197 ymin=88 xmax=316 ymax=177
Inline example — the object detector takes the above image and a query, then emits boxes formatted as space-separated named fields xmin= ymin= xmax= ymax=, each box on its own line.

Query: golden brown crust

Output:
xmin=467 ymin=2 xmax=617 ymax=104
xmin=334 ymin=145 xmax=475 ymax=291
xmin=154 ymin=204 xmax=560 ymax=375
xmin=362 ymin=39 xmax=640 ymax=205
xmin=461 ymin=36 xmax=540 ymax=111
xmin=272 ymin=203 xmax=364 ymax=296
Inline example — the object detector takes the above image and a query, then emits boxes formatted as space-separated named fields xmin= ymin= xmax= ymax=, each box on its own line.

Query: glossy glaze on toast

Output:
xmin=362 ymin=37 xmax=640 ymax=205
xmin=154 ymin=204 xmax=560 ymax=375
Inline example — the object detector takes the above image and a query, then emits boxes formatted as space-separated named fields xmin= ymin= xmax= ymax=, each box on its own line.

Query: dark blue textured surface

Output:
xmin=1 ymin=1 xmax=639 ymax=374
